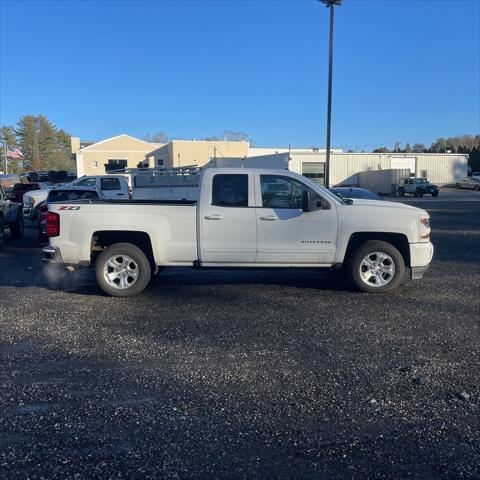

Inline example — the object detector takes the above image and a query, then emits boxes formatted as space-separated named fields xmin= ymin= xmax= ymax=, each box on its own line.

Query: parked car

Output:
xmin=11 ymin=182 xmax=49 ymax=203
xmin=23 ymin=185 xmax=54 ymax=220
xmin=43 ymin=168 xmax=434 ymax=296
xmin=456 ymin=177 xmax=480 ymax=191
xmin=0 ymin=184 xmax=24 ymax=247
xmin=330 ymin=187 xmax=384 ymax=201
xmin=398 ymin=178 xmax=439 ymax=197
xmin=37 ymin=187 xmax=101 ymax=244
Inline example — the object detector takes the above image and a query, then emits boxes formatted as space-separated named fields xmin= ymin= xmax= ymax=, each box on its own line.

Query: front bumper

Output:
xmin=42 ymin=245 xmax=63 ymax=263
xmin=409 ymin=241 xmax=434 ymax=279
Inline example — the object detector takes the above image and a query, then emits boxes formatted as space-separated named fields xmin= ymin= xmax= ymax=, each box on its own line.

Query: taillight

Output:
xmin=45 ymin=211 xmax=60 ymax=237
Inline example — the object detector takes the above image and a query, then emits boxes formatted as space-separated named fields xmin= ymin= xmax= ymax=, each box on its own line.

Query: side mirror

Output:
xmin=303 ymin=190 xmax=330 ymax=212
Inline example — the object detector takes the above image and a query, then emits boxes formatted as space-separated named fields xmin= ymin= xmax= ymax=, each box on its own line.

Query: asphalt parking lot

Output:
xmin=0 ymin=188 xmax=479 ymax=479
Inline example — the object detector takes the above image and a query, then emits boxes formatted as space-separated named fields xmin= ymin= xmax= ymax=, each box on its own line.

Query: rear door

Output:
xmin=200 ymin=173 xmax=256 ymax=263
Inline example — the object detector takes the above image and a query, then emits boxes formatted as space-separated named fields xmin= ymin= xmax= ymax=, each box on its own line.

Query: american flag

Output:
xmin=7 ymin=145 xmax=24 ymax=159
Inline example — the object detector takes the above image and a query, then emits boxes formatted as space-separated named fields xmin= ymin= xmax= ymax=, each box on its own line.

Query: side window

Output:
xmin=260 ymin=175 xmax=314 ymax=209
xmin=212 ymin=174 xmax=248 ymax=207
xmin=101 ymin=178 xmax=120 ymax=190
xmin=77 ymin=178 xmax=97 ymax=188
xmin=0 ymin=186 xmax=4 ymax=200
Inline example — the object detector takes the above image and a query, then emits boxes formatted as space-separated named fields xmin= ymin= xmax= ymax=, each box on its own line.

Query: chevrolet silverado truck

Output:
xmin=42 ymin=168 xmax=434 ymax=296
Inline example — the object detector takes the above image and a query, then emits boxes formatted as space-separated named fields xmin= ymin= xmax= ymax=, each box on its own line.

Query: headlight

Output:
xmin=24 ymin=196 xmax=34 ymax=206
xmin=420 ymin=216 xmax=430 ymax=241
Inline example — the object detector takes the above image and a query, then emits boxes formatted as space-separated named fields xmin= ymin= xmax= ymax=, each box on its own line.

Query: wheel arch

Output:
xmin=344 ymin=232 xmax=411 ymax=267
xmin=91 ymin=230 xmax=155 ymax=269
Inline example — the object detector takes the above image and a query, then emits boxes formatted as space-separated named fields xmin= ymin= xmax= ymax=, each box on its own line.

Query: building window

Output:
xmin=302 ymin=162 xmax=325 ymax=186
xmin=105 ymin=159 xmax=128 ymax=172
xmin=156 ymin=159 xmax=164 ymax=167
xmin=421 ymin=170 xmax=427 ymax=178
xmin=92 ymin=160 xmax=98 ymax=168
xmin=212 ymin=174 xmax=248 ymax=207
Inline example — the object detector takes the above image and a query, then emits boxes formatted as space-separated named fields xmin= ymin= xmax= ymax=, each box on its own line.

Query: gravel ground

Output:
xmin=0 ymin=192 xmax=479 ymax=479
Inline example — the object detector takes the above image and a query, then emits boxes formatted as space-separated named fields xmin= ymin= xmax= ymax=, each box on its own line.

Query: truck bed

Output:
xmin=49 ymin=199 xmax=197 ymax=205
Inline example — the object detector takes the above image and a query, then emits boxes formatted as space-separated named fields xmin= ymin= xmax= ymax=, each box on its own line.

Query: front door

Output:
xmin=200 ymin=173 xmax=256 ymax=263
xmin=255 ymin=173 xmax=337 ymax=264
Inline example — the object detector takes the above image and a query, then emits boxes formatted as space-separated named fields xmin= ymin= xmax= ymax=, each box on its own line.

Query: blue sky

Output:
xmin=1 ymin=0 xmax=479 ymax=150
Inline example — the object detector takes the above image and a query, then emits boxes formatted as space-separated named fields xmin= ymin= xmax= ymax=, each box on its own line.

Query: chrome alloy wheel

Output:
xmin=103 ymin=255 xmax=139 ymax=289
xmin=359 ymin=252 xmax=396 ymax=288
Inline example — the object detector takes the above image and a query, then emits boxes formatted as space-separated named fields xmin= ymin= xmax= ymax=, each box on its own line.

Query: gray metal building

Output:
xmin=288 ymin=152 xmax=468 ymax=187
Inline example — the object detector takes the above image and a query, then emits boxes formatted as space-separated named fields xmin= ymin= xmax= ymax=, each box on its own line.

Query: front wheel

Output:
xmin=347 ymin=240 xmax=405 ymax=293
xmin=95 ymin=243 xmax=152 ymax=297
xmin=474 ymin=184 xmax=480 ymax=191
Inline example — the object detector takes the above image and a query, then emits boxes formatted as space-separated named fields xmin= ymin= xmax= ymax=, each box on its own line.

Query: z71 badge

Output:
xmin=58 ymin=206 xmax=81 ymax=210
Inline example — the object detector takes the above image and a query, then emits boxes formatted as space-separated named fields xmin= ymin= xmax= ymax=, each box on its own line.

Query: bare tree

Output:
xmin=144 ymin=131 xmax=168 ymax=144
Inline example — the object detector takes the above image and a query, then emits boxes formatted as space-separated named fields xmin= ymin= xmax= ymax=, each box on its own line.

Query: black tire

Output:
xmin=95 ymin=243 xmax=151 ymax=297
xmin=10 ymin=214 xmax=24 ymax=239
xmin=474 ymin=184 xmax=480 ymax=191
xmin=398 ymin=188 xmax=405 ymax=197
xmin=431 ymin=191 xmax=439 ymax=197
xmin=346 ymin=240 xmax=405 ymax=293
xmin=414 ymin=189 xmax=423 ymax=197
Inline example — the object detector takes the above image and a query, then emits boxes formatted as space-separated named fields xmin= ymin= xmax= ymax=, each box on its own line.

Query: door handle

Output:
xmin=204 ymin=214 xmax=223 ymax=220
xmin=259 ymin=215 xmax=278 ymax=221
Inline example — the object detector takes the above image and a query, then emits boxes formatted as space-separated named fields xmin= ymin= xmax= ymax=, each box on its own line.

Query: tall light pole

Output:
xmin=321 ymin=0 xmax=341 ymax=188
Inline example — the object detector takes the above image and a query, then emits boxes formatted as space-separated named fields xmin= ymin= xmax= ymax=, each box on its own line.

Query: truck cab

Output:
xmin=71 ymin=175 xmax=129 ymax=199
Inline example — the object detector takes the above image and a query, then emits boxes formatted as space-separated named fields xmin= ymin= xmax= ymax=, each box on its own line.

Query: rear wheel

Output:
xmin=347 ymin=240 xmax=405 ymax=293
xmin=95 ymin=243 xmax=151 ymax=297
xmin=474 ymin=184 xmax=480 ymax=191
xmin=10 ymin=214 xmax=24 ymax=239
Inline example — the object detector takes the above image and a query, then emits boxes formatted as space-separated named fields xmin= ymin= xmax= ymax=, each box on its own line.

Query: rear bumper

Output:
xmin=42 ymin=245 xmax=63 ymax=263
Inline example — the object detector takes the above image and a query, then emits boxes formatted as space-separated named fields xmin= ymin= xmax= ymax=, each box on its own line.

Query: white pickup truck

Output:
xmin=42 ymin=168 xmax=434 ymax=296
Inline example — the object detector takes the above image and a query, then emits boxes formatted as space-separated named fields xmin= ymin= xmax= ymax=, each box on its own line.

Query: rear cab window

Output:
xmin=48 ymin=190 xmax=99 ymax=202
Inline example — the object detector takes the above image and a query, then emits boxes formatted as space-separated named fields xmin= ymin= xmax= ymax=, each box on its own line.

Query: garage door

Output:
xmin=391 ymin=157 xmax=416 ymax=174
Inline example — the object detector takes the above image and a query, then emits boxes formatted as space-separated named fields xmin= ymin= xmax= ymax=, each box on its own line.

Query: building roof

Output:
xmin=79 ymin=134 xmax=158 ymax=152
